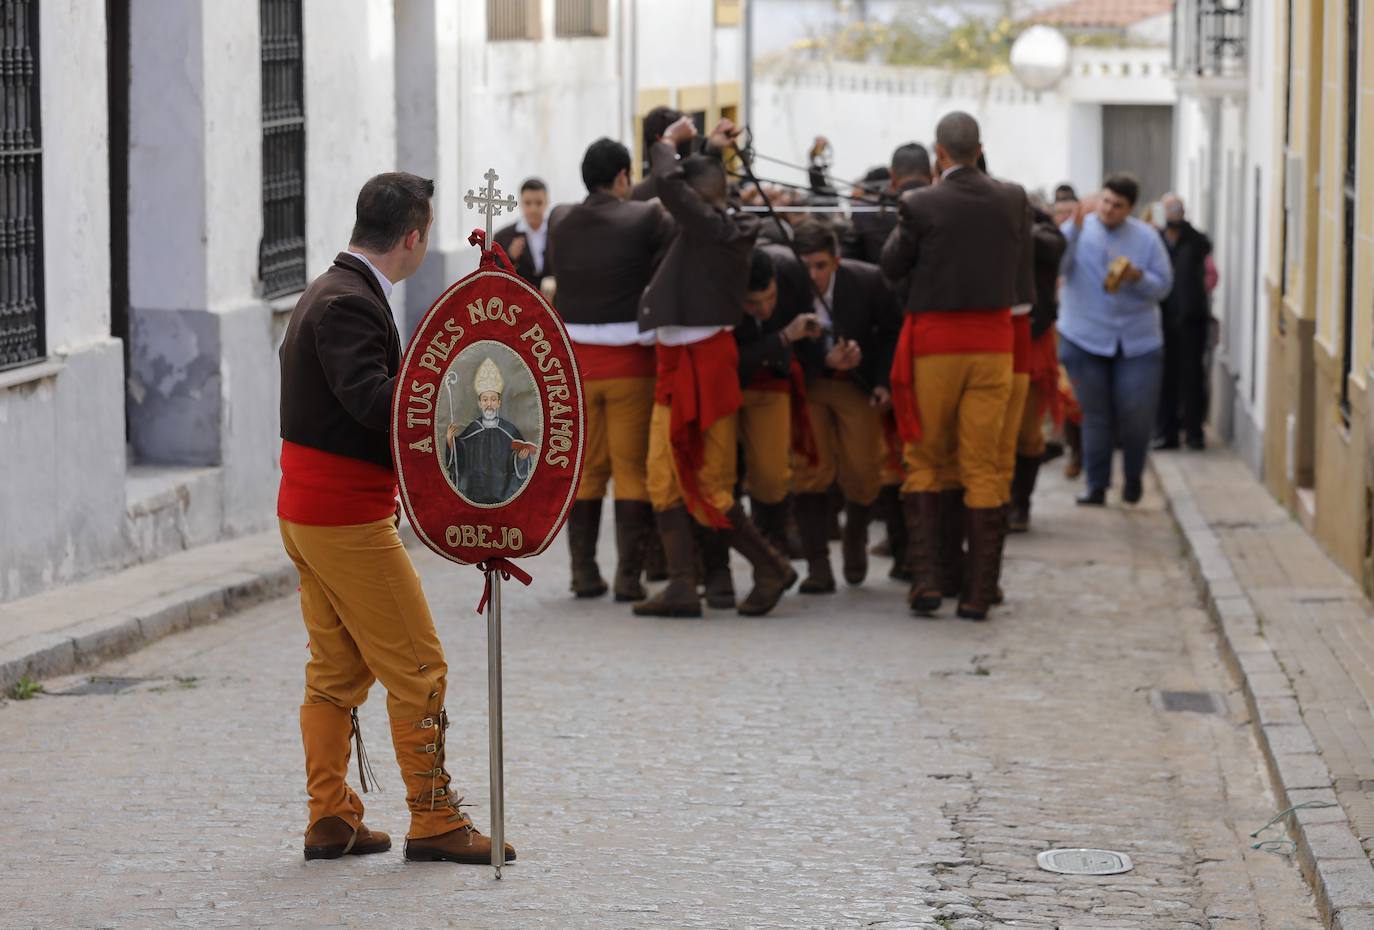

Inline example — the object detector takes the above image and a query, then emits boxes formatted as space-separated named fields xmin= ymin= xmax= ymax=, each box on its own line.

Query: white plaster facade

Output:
xmin=1 ymin=0 xmax=745 ymax=605
xmin=0 ymin=1 xmax=124 ymax=603
xmin=751 ymin=46 xmax=1176 ymax=202
xmin=1170 ymin=0 xmax=1275 ymax=473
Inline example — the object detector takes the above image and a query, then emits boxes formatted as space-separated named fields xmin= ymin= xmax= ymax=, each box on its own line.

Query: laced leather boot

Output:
xmin=300 ymin=702 xmax=391 ymax=860
xmin=724 ymin=503 xmax=799 ymax=616
xmin=393 ymin=710 xmax=515 ymax=864
xmin=612 ymin=500 xmax=653 ymax=603
xmin=632 ymin=506 xmax=702 ymax=618
xmin=794 ymin=492 xmax=835 ymax=594
xmin=903 ymin=492 xmax=943 ymax=615
xmin=841 ymin=501 xmax=871 ymax=585
xmin=567 ymin=499 xmax=608 ymax=598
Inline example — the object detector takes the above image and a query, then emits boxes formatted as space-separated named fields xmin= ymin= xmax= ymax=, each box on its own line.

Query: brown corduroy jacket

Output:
xmin=880 ymin=167 xmax=1032 ymax=315
xmin=637 ymin=140 xmax=761 ymax=333
xmin=546 ymin=191 xmax=675 ymax=326
xmin=279 ymin=252 xmax=401 ymax=469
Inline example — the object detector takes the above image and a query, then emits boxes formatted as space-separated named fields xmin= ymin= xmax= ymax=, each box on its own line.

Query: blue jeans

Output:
xmin=1059 ymin=337 xmax=1163 ymax=493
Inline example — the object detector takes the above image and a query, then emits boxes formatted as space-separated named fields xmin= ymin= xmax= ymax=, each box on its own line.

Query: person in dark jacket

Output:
xmin=1155 ymin=194 xmax=1214 ymax=450
xmin=849 ymin=142 xmax=932 ymax=266
xmin=544 ymin=139 xmax=675 ymax=603
xmin=1008 ymin=205 xmax=1068 ymax=532
xmin=492 ymin=178 xmax=549 ymax=288
xmin=634 ymin=115 xmax=797 ymax=619
xmin=278 ymin=172 xmax=514 ymax=867
xmin=789 ymin=219 xmax=902 ymax=593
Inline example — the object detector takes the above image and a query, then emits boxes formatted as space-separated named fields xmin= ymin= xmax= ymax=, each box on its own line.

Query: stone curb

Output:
xmin=0 ymin=523 xmax=421 ymax=696
xmin=1150 ymin=454 xmax=1374 ymax=930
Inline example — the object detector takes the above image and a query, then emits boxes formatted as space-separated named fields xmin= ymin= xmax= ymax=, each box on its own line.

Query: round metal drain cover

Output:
xmin=1036 ymin=848 xmax=1134 ymax=875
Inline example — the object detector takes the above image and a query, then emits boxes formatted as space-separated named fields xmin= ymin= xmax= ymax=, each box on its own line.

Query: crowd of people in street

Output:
xmin=494 ymin=107 xmax=1219 ymax=624
xmin=269 ymin=106 xmax=1220 ymax=866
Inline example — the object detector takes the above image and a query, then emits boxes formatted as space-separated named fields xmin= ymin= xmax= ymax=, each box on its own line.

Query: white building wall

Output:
xmin=752 ymin=50 xmax=1174 ymax=199
xmin=0 ymin=0 xmax=124 ymax=603
xmin=1171 ymin=1 xmax=1275 ymax=472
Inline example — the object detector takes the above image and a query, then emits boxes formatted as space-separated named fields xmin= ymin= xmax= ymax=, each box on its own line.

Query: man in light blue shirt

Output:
xmin=1057 ymin=174 xmax=1174 ymax=506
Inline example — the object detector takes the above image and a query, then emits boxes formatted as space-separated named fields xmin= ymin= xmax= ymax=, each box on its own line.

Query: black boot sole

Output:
xmin=404 ymin=845 xmax=516 ymax=863
xmin=613 ymin=589 xmax=646 ymax=603
xmin=909 ymin=595 xmax=942 ymax=616
xmin=572 ymin=584 xmax=609 ymax=598
xmin=956 ymin=604 xmax=989 ymax=621
xmin=304 ymin=838 xmax=391 ymax=860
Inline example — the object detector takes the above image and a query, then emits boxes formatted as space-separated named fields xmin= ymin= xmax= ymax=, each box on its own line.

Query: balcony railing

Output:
xmin=1172 ymin=0 xmax=1248 ymax=80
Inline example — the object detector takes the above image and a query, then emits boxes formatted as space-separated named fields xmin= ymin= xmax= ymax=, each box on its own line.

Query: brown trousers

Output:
xmin=996 ymin=372 xmax=1032 ymax=502
xmin=739 ymin=388 xmax=792 ymax=505
xmin=576 ymin=376 xmax=655 ymax=502
xmin=281 ymin=517 xmax=448 ymax=829
xmin=792 ymin=377 xmax=883 ymax=506
xmin=900 ymin=353 xmax=1013 ymax=509
xmin=646 ymin=402 xmax=738 ymax=523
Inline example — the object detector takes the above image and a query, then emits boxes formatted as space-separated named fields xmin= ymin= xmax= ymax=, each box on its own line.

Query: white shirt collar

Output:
xmin=941 ymin=164 xmax=968 ymax=181
xmin=515 ymin=215 xmax=548 ymax=273
xmin=345 ymin=250 xmax=394 ymax=299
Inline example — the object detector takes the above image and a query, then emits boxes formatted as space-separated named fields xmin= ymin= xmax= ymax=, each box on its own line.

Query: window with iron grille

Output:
xmin=489 ymin=0 xmax=542 ymax=41
xmin=260 ymin=0 xmax=306 ymax=299
xmin=0 ymin=0 xmax=44 ymax=371
xmin=1340 ymin=0 xmax=1359 ymax=420
xmin=555 ymin=0 xmax=607 ymax=37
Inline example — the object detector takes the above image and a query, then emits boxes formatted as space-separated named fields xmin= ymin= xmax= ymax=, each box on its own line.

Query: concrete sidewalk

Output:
xmin=1153 ymin=447 xmax=1374 ymax=930
xmin=0 ymin=529 xmax=297 ymax=695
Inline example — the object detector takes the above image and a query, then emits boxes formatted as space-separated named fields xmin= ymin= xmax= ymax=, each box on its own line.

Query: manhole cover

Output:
xmin=52 ymin=676 xmax=149 ymax=696
xmin=1153 ymin=690 xmax=1225 ymax=714
xmin=1036 ymin=848 xmax=1134 ymax=875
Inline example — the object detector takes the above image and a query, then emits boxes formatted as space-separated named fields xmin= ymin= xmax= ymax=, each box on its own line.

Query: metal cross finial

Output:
xmin=464 ymin=168 xmax=518 ymax=243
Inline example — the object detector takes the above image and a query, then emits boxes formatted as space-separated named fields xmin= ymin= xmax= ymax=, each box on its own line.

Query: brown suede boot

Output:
xmin=695 ymin=521 xmax=736 ymax=610
xmin=567 ymin=499 xmax=608 ymax=598
xmin=879 ymin=485 xmax=910 ymax=581
xmin=794 ymin=492 xmax=835 ymax=594
xmin=724 ymin=503 xmax=799 ymax=616
xmin=612 ymin=500 xmax=652 ymax=602
xmin=902 ymin=493 xmax=942 ymax=615
xmin=300 ymin=702 xmax=390 ymax=860
xmin=1008 ymin=456 xmax=1040 ymax=533
xmin=937 ymin=489 xmax=966 ymax=599
xmin=305 ymin=816 xmax=392 ymax=860
xmin=392 ymin=710 xmax=515 ymax=864
xmin=841 ymin=501 xmax=872 ymax=585
xmin=958 ymin=506 xmax=1006 ymax=621
xmin=632 ymin=506 xmax=702 ymax=618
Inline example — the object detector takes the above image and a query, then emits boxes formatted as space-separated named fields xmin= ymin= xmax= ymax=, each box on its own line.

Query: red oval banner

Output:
xmin=391 ymin=259 xmax=584 ymax=565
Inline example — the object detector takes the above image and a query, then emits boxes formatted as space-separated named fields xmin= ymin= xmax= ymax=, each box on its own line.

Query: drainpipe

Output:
xmin=743 ymin=0 xmax=754 ymax=124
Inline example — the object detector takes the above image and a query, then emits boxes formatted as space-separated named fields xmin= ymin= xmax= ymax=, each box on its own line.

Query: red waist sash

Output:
xmin=572 ymin=342 xmax=656 ymax=381
xmin=655 ymin=331 xmax=742 ymax=527
xmin=890 ymin=309 xmax=1013 ymax=444
xmin=277 ymin=440 xmax=398 ymax=527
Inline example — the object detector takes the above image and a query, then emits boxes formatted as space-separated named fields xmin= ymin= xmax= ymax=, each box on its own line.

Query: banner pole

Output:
xmin=486 ymin=569 xmax=505 ymax=879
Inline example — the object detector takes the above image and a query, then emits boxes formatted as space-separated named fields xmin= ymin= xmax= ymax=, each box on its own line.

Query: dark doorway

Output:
xmin=1101 ymin=105 xmax=1174 ymax=207
xmin=106 ymin=0 xmax=130 ymax=415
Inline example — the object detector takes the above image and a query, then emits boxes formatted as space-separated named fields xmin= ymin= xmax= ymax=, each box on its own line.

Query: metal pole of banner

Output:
xmin=486 ymin=570 xmax=505 ymax=879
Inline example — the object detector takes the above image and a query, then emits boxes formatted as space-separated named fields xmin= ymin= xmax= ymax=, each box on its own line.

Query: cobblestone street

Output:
xmin=0 ymin=470 xmax=1323 ymax=930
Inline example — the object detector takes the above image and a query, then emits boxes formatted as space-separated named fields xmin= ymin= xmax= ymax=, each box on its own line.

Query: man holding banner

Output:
xmin=277 ymin=172 xmax=514 ymax=866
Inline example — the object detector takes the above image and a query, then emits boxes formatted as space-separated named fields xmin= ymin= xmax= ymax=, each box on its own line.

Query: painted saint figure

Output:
xmin=444 ymin=357 xmax=535 ymax=504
